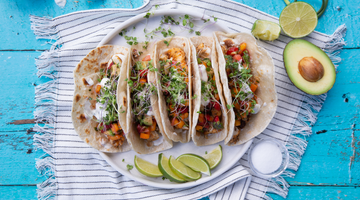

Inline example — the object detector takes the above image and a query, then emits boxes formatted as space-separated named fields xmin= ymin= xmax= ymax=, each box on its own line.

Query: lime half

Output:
xmin=251 ymin=20 xmax=281 ymax=41
xmin=169 ymin=155 xmax=201 ymax=181
xmin=176 ymin=154 xmax=211 ymax=176
xmin=279 ymin=2 xmax=318 ymax=38
xmin=202 ymin=145 xmax=223 ymax=170
xmin=134 ymin=155 xmax=162 ymax=177
xmin=158 ymin=154 xmax=186 ymax=183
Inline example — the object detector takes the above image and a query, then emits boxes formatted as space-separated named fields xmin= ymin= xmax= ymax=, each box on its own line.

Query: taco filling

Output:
xmin=220 ymin=39 xmax=262 ymax=144
xmin=85 ymin=54 xmax=126 ymax=148
xmin=159 ymin=48 xmax=190 ymax=132
xmin=128 ymin=51 xmax=163 ymax=147
xmin=194 ymin=43 xmax=223 ymax=138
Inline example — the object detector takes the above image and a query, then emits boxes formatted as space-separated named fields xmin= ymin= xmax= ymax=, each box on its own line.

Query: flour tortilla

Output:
xmin=213 ymin=32 xmax=278 ymax=146
xmin=123 ymin=43 xmax=173 ymax=154
xmin=189 ymin=36 xmax=228 ymax=146
xmin=72 ymin=45 xmax=131 ymax=153
xmin=154 ymin=37 xmax=192 ymax=143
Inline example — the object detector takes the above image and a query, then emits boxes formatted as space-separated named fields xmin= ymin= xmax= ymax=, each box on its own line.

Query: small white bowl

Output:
xmin=248 ymin=139 xmax=289 ymax=178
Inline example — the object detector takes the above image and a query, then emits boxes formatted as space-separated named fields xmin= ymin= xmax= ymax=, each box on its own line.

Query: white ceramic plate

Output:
xmin=97 ymin=10 xmax=253 ymax=189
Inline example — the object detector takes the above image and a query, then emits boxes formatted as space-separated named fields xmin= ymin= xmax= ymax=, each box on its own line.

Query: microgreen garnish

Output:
xmin=127 ymin=164 xmax=133 ymax=171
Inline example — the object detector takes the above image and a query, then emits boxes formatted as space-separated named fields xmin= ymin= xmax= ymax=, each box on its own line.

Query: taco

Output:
xmin=213 ymin=32 xmax=277 ymax=146
xmin=154 ymin=37 xmax=192 ymax=143
xmin=72 ymin=45 xmax=131 ymax=153
xmin=190 ymin=36 xmax=228 ymax=146
xmin=124 ymin=43 xmax=173 ymax=154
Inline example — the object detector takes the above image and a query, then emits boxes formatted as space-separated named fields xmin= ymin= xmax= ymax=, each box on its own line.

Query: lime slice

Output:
xmin=202 ymin=145 xmax=223 ymax=170
xmin=176 ymin=154 xmax=211 ymax=176
xmin=279 ymin=2 xmax=318 ymax=38
xmin=169 ymin=155 xmax=201 ymax=181
xmin=134 ymin=155 xmax=162 ymax=177
xmin=158 ymin=153 xmax=186 ymax=183
xmin=251 ymin=20 xmax=281 ymax=41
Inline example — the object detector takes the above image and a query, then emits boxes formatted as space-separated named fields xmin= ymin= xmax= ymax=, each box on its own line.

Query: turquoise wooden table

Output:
xmin=1 ymin=0 xmax=359 ymax=199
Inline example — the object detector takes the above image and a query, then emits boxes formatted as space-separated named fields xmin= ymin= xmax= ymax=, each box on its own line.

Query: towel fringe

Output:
xmin=32 ymin=15 xmax=59 ymax=200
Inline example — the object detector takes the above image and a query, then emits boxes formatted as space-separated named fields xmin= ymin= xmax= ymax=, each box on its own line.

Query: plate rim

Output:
xmin=97 ymin=9 xmax=251 ymax=189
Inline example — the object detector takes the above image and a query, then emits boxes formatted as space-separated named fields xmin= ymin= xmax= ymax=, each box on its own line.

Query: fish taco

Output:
xmin=72 ymin=45 xmax=131 ymax=152
xmin=214 ymin=32 xmax=277 ymax=146
xmin=154 ymin=37 xmax=192 ymax=143
xmin=124 ymin=43 xmax=173 ymax=154
xmin=190 ymin=36 xmax=228 ymax=146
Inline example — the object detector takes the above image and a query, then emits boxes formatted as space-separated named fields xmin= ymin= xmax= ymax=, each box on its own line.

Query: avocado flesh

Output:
xmin=283 ymin=39 xmax=336 ymax=95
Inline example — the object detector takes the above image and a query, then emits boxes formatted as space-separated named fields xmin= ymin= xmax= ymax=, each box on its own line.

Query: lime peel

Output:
xmin=158 ymin=153 xmax=186 ymax=183
xmin=134 ymin=155 xmax=163 ymax=177
xmin=169 ymin=155 xmax=201 ymax=181
xmin=176 ymin=154 xmax=211 ymax=176
xmin=202 ymin=145 xmax=223 ymax=170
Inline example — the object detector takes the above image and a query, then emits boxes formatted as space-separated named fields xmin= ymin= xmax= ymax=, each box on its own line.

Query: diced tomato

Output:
xmin=213 ymin=102 xmax=221 ymax=111
xmin=205 ymin=114 xmax=214 ymax=122
xmin=226 ymin=47 xmax=238 ymax=55
xmin=233 ymin=54 xmax=242 ymax=61
xmin=214 ymin=116 xmax=220 ymax=122
xmin=204 ymin=122 xmax=210 ymax=129
xmin=142 ymin=55 xmax=151 ymax=61
xmin=139 ymin=69 xmax=148 ymax=78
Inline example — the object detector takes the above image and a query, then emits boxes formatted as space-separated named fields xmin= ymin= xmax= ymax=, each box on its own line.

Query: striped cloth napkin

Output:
xmin=31 ymin=0 xmax=346 ymax=199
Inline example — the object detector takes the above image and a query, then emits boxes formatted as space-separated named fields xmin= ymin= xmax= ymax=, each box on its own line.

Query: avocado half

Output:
xmin=283 ymin=39 xmax=336 ymax=95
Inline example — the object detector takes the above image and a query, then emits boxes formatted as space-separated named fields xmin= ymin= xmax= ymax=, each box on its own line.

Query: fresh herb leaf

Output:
xmin=127 ymin=164 xmax=133 ymax=171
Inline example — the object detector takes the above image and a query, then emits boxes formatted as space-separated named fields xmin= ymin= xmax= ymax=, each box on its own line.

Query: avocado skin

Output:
xmin=283 ymin=39 xmax=336 ymax=95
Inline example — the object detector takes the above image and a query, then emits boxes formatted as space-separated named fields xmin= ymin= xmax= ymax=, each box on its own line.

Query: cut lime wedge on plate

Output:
xmin=279 ymin=2 xmax=318 ymax=38
xmin=169 ymin=155 xmax=201 ymax=181
xmin=158 ymin=153 xmax=186 ymax=183
xmin=176 ymin=154 xmax=211 ymax=176
xmin=202 ymin=145 xmax=223 ymax=170
xmin=134 ymin=155 xmax=163 ymax=177
xmin=251 ymin=20 xmax=281 ymax=41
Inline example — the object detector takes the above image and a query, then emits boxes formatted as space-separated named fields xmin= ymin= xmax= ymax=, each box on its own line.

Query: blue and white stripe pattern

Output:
xmin=31 ymin=0 xmax=346 ymax=199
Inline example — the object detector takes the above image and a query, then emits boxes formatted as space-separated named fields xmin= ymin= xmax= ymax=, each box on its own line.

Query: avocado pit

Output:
xmin=298 ymin=57 xmax=324 ymax=82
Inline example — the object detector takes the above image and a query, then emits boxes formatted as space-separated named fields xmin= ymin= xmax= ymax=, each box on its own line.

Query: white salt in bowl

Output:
xmin=248 ymin=139 xmax=289 ymax=178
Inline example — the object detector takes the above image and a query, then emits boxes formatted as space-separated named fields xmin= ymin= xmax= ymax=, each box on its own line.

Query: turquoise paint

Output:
xmin=1 ymin=0 xmax=359 ymax=199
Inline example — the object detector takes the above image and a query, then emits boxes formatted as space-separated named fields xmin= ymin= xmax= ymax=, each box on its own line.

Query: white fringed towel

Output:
xmin=31 ymin=0 xmax=346 ymax=199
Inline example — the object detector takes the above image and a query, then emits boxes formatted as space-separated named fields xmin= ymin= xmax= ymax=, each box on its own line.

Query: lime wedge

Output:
xmin=134 ymin=155 xmax=162 ymax=177
xmin=202 ymin=145 xmax=223 ymax=170
xmin=279 ymin=2 xmax=318 ymax=38
xmin=169 ymin=155 xmax=201 ymax=181
xmin=158 ymin=153 xmax=186 ymax=183
xmin=176 ymin=154 xmax=211 ymax=176
xmin=251 ymin=20 xmax=281 ymax=41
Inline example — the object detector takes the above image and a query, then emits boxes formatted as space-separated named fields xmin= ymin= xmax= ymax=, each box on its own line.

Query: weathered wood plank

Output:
xmin=0 ymin=0 xmax=143 ymax=51
xmin=271 ymin=186 xmax=360 ymax=200
xmin=0 ymin=0 xmax=358 ymax=50
xmin=0 ymin=186 xmax=37 ymax=200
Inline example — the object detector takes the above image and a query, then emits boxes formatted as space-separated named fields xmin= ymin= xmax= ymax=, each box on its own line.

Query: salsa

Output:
xmin=93 ymin=55 xmax=126 ymax=148
xmin=128 ymin=51 xmax=161 ymax=147
xmin=221 ymin=39 xmax=260 ymax=144
xmin=159 ymin=48 xmax=190 ymax=131
xmin=194 ymin=43 xmax=223 ymax=138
